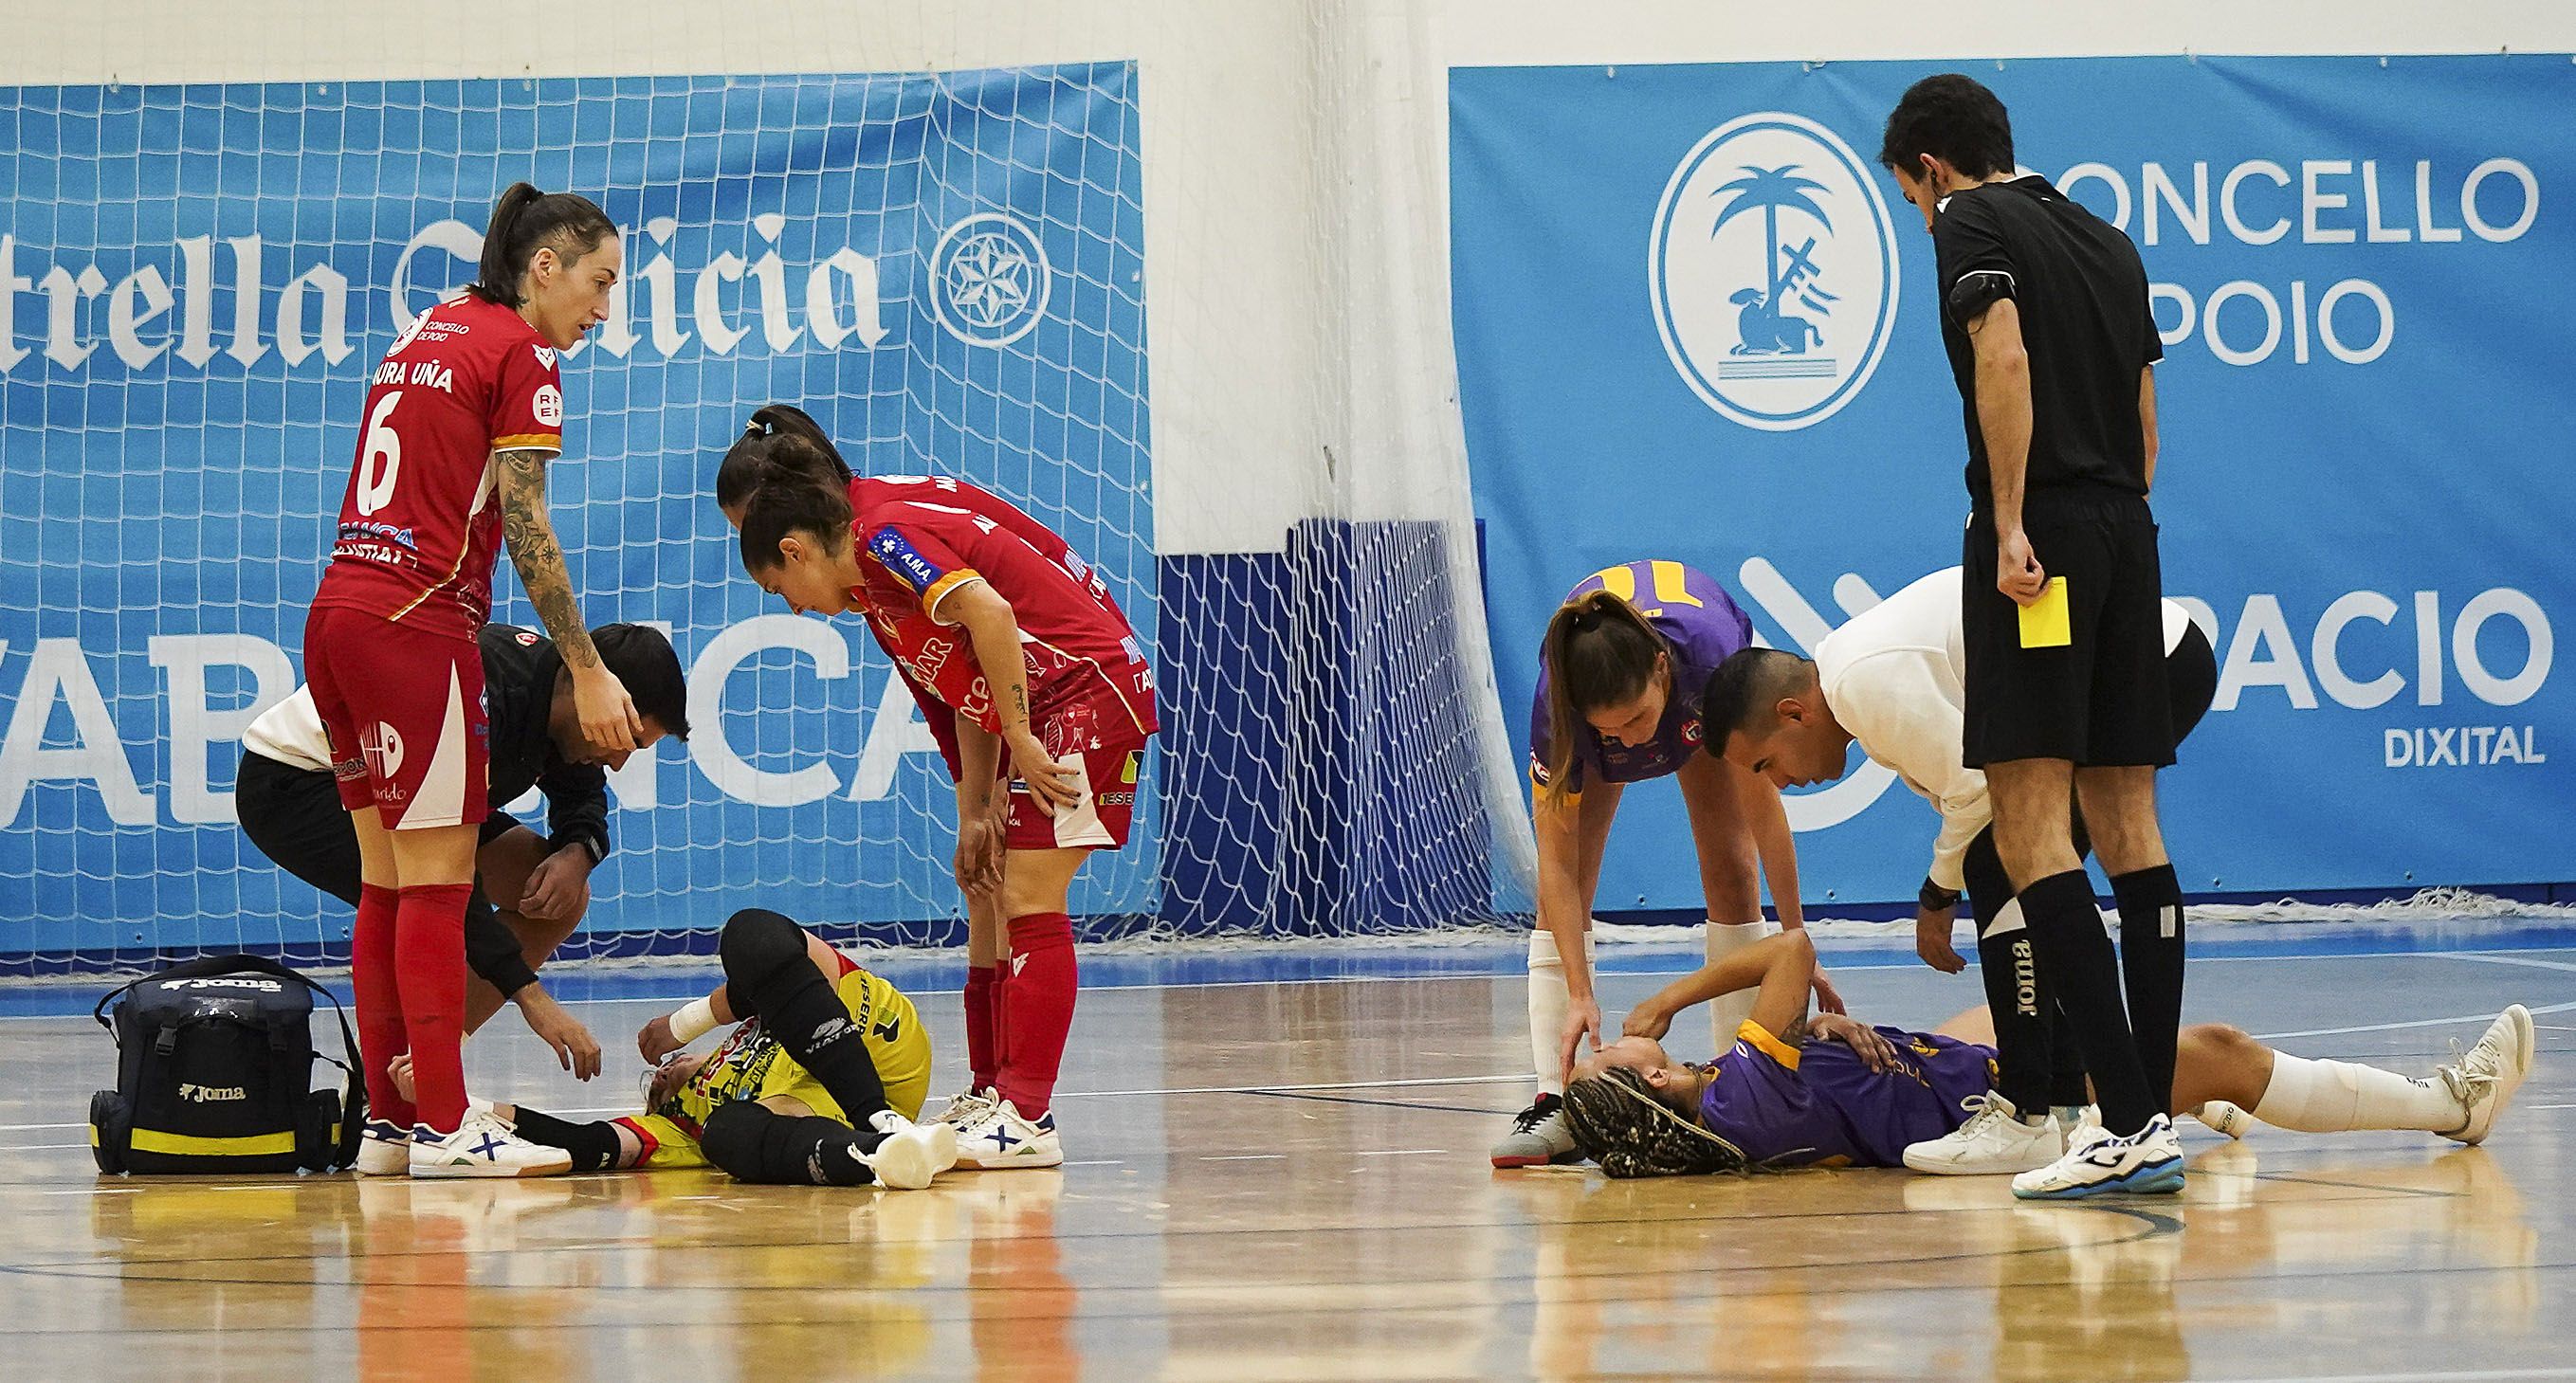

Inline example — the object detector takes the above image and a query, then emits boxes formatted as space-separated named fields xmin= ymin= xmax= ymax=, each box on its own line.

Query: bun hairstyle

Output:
xmin=1535 ymin=589 xmax=1669 ymax=809
xmin=715 ymin=404 xmax=854 ymax=515
xmin=737 ymin=470 xmax=856 ymax=577
xmin=467 ymin=183 xmax=617 ymax=309
xmin=1562 ymin=1066 xmax=1748 ymax=1178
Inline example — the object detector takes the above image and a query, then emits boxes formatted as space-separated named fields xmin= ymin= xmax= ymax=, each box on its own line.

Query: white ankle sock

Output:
xmin=2252 ymin=1053 xmax=2463 ymax=1133
xmin=1526 ymin=929 xmax=1592 ymax=1095
xmin=1705 ymin=919 xmax=1780 ymax=1051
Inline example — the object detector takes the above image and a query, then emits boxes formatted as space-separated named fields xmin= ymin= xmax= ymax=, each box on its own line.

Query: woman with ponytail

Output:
xmin=303 ymin=181 xmax=630 ymax=1177
xmin=716 ymin=406 xmax=1156 ymax=1173
xmin=1493 ymin=560 xmax=1836 ymax=1169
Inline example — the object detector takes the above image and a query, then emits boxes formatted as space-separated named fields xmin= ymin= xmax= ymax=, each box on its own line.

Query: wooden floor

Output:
xmin=4 ymin=935 xmax=2572 ymax=1382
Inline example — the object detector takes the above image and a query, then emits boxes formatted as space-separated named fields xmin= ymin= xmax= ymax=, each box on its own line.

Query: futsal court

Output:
xmin=5 ymin=918 xmax=2568 ymax=1383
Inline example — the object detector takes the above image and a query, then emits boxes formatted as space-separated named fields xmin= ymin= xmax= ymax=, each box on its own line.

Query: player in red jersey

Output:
xmin=305 ymin=183 xmax=642 ymax=1177
xmin=724 ymin=411 xmax=1157 ymax=1170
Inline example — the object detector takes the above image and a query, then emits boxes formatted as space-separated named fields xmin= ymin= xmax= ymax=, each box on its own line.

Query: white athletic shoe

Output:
xmin=953 ymin=1099 xmax=1064 ymax=1170
xmin=2192 ymin=1101 xmax=2254 ymax=1138
xmin=868 ymin=1109 xmax=959 ymax=1180
xmin=928 ymin=1085 xmax=998 ymax=1129
xmin=2012 ymin=1114 xmax=2184 ymax=1200
xmin=2439 ymin=1004 xmax=2536 ymax=1146
xmin=408 ymin=1108 xmax=575 ymax=1179
xmin=354 ymin=1119 xmax=411 ymax=1176
xmin=1489 ymin=1093 xmax=1582 ymax=1168
xmin=1903 ymin=1092 xmax=2065 ymax=1175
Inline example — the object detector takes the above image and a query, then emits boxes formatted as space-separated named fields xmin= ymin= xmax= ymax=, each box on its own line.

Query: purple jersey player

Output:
xmin=1558 ymin=927 xmax=2535 ymax=1179
xmin=1495 ymin=560 xmax=1836 ymax=1171
xmin=1689 ymin=1019 xmax=1997 ymax=1168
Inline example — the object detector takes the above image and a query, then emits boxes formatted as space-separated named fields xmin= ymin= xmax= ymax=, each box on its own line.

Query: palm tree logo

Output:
xmin=1711 ymin=165 xmax=1838 ymax=355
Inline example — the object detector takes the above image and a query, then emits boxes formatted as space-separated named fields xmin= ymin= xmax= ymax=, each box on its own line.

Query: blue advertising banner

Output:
xmin=0 ymin=67 xmax=1151 ymax=964
xmin=1452 ymin=55 xmax=2574 ymax=908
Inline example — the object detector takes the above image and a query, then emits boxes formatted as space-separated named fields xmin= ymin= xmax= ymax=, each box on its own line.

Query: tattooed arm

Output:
xmin=938 ymin=577 xmax=1085 ymax=815
xmin=494 ymin=447 xmax=640 ymax=752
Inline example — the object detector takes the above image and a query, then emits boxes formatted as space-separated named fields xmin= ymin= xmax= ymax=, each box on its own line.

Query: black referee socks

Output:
xmin=2016 ymin=869 xmax=2159 ymax=1135
xmin=2110 ymin=864 xmax=2187 ymax=1116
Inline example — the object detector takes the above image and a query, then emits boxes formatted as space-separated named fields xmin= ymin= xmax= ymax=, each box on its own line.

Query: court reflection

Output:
xmin=1501 ymin=1139 xmax=2538 ymax=1382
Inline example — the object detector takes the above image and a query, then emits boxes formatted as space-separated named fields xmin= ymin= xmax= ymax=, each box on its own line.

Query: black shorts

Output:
xmin=236 ymin=752 xmax=527 ymax=994
xmin=1963 ymin=490 xmax=2173 ymax=768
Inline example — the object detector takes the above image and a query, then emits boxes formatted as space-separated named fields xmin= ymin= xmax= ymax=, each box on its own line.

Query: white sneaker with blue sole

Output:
xmin=2012 ymin=1113 xmax=2184 ymax=1200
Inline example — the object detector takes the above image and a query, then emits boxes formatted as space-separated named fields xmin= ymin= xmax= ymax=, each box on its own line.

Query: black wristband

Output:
xmin=548 ymin=829 xmax=607 ymax=865
xmin=1919 ymin=878 xmax=1962 ymax=912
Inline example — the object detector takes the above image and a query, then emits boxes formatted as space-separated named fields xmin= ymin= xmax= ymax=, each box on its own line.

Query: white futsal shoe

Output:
xmin=2012 ymin=1113 xmax=2184 ymax=1200
xmin=2191 ymin=1101 xmax=2253 ymax=1138
xmin=409 ymin=1107 xmax=575 ymax=1178
xmin=1903 ymin=1092 xmax=2065 ymax=1175
xmin=2439 ymin=1003 xmax=2536 ymax=1146
xmin=354 ymin=1119 xmax=412 ymax=1176
xmin=928 ymin=1085 xmax=999 ymax=1129
xmin=1489 ymin=1093 xmax=1582 ymax=1168
xmin=953 ymin=1099 xmax=1064 ymax=1170
xmin=867 ymin=1109 xmax=959 ymax=1188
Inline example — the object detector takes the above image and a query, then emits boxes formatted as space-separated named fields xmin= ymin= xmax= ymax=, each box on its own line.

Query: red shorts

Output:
xmin=302 ymin=606 xmax=489 ymax=829
xmin=999 ymin=703 xmax=1146 ymax=851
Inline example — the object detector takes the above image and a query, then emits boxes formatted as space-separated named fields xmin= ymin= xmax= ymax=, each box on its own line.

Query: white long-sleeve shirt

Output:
xmin=1815 ymin=567 xmax=2191 ymax=893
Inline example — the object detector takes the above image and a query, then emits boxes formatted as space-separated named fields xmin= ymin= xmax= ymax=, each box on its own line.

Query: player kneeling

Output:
xmin=488 ymin=908 xmax=957 ymax=1189
xmin=1561 ymin=931 xmax=2533 ymax=1196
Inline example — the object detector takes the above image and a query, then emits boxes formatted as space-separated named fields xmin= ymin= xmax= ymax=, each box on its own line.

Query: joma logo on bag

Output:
xmin=164 ymin=977 xmax=283 ymax=992
xmin=176 ymin=1083 xmax=247 ymax=1103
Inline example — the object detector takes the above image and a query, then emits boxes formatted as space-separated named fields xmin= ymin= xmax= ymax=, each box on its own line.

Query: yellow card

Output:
xmin=2019 ymin=576 xmax=2072 ymax=648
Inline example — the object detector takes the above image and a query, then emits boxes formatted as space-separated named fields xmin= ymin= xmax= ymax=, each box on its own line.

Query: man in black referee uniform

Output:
xmin=237 ymin=623 xmax=687 ymax=1106
xmin=1881 ymin=75 xmax=2190 ymax=1198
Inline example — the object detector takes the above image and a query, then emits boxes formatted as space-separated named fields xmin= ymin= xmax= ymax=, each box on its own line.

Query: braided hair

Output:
xmin=1561 ymin=1066 xmax=1748 ymax=1178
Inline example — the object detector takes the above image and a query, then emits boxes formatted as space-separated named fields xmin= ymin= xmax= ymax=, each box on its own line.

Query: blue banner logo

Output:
xmin=930 ymin=211 xmax=1053 ymax=347
xmin=1649 ymin=112 xmax=1901 ymax=431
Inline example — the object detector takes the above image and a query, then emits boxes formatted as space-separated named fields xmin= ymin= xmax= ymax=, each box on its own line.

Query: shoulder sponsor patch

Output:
xmin=533 ymin=384 xmax=564 ymax=428
xmin=533 ymin=344 xmax=558 ymax=370
xmin=515 ymin=630 xmax=539 ymax=646
xmin=868 ymin=527 xmax=947 ymax=595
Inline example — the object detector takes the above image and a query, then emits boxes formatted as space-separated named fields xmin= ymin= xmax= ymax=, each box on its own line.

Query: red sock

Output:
xmin=964 ymin=964 xmax=1000 ymax=1093
xmin=352 ymin=883 xmax=413 ymax=1130
xmin=394 ymin=882 xmax=474 ymax=1135
xmin=998 ymin=913 xmax=1077 ymax=1119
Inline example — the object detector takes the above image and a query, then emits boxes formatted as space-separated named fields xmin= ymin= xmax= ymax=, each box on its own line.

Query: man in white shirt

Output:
xmin=1695 ymin=567 xmax=2217 ymax=1174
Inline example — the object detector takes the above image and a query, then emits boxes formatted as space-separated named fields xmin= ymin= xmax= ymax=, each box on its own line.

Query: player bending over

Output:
xmin=1495 ymin=560 xmax=1825 ymax=1170
xmin=725 ymin=409 xmax=1159 ymax=1169
xmin=476 ymin=907 xmax=956 ymax=1190
xmin=1562 ymin=930 xmax=2532 ymax=1195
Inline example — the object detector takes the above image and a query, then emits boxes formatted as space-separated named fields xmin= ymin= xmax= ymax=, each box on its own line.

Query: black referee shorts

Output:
xmin=1963 ymin=490 xmax=2175 ymax=769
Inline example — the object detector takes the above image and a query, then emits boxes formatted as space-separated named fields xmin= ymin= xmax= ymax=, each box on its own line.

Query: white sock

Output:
xmin=1705 ymin=919 xmax=1780 ymax=1052
xmin=2251 ymin=1053 xmax=2464 ymax=1134
xmin=1526 ymin=929 xmax=1593 ymax=1096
